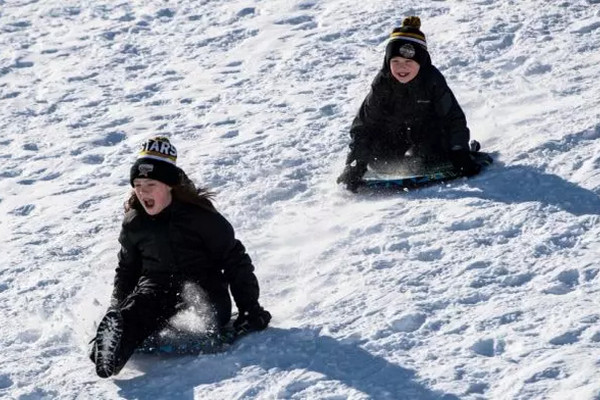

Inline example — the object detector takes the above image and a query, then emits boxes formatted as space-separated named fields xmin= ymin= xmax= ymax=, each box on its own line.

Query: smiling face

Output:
xmin=389 ymin=56 xmax=420 ymax=83
xmin=133 ymin=178 xmax=173 ymax=215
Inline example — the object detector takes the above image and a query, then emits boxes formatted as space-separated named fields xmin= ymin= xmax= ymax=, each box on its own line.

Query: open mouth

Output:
xmin=142 ymin=198 xmax=155 ymax=209
xmin=397 ymin=72 xmax=410 ymax=78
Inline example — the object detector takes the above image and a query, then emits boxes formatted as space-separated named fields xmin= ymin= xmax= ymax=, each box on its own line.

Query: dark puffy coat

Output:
xmin=111 ymin=198 xmax=260 ymax=316
xmin=346 ymin=64 xmax=470 ymax=165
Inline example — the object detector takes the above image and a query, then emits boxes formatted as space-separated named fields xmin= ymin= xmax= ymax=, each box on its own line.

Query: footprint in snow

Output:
xmin=474 ymin=34 xmax=514 ymax=53
xmin=465 ymin=382 xmax=489 ymax=395
xmin=297 ymin=2 xmax=317 ymax=10
xmin=471 ymin=337 xmax=505 ymax=357
xmin=98 ymin=117 xmax=132 ymax=130
xmin=386 ymin=241 xmax=410 ymax=252
xmin=463 ymin=260 xmax=491 ymax=272
xmin=320 ymin=32 xmax=342 ymax=42
xmin=492 ymin=310 xmax=523 ymax=326
xmin=156 ymin=8 xmax=175 ymax=19
xmin=67 ymin=72 xmax=99 ymax=82
xmin=213 ymin=118 xmax=237 ymax=127
xmin=9 ymin=204 xmax=35 ymax=216
xmin=583 ymin=267 xmax=598 ymax=281
xmin=80 ymin=154 xmax=104 ymax=165
xmin=274 ymin=15 xmax=314 ymax=26
xmin=221 ymin=130 xmax=239 ymax=139
xmin=524 ymin=366 xmax=563 ymax=383
xmin=236 ymin=7 xmax=255 ymax=18
xmin=22 ymin=143 xmax=38 ymax=151
xmin=500 ymin=272 xmax=534 ymax=287
xmin=549 ymin=328 xmax=585 ymax=345
xmin=572 ymin=21 xmax=600 ymax=35
xmin=390 ymin=312 xmax=427 ymax=333
xmin=319 ymin=104 xmax=337 ymax=117
xmin=1 ymin=58 xmax=34 ymax=76
xmin=448 ymin=218 xmax=485 ymax=231
xmin=0 ymin=374 xmax=13 ymax=390
xmin=1 ymin=91 xmax=20 ymax=99
xmin=19 ymin=389 xmax=59 ymax=399
xmin=542 ymin=269 xmax=579 ymax=295
xmin=91 ymin=131 xmax=126 ymax=147
xmin=0 ymin=164 xmax=22 ymax=178
xmin=524 ymin=62 xmax=552 ymax=76
xmin=414 ymin=248 xmax=443 ymax=262
xmin=6 ymin=20 xmax=31 ymax=30
xmin=589 ymin=331 xmax=600 ymax=342
xmin=76 ymin=195 xmax=110 ymax=212
xmin=17 ymin=329 xmax=42 ymax=344
xmin=458 ymin=292 xmax=490 ymax=305
xmin=125 ymin=64 xmax=147 ymax=72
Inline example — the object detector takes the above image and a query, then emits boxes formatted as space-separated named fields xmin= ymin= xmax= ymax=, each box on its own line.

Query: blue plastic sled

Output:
xmin=361 ymin=151 xmax=493 ymax=190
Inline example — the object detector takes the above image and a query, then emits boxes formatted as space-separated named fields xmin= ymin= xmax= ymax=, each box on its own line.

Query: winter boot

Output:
xmin=93 ymin=309 xmax=124 ymax=378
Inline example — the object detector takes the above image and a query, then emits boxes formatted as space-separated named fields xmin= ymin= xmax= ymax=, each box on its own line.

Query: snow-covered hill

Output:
xmin=2 ymin=0 xmax=600 ymax=399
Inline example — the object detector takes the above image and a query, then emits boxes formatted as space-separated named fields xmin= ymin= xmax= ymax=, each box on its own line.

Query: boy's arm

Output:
xmin=430 ymin=67 xmax=470 ymax=151
xmin=429 ymin=67 xmax=479 ymax=175
xmin=347 ymin=73 xmax=390 ymax=165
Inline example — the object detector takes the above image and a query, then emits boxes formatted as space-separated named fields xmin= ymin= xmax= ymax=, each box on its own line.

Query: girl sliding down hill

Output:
xmin=90 ymin=136 xmax=271 ymax=378
xmin=337 ymin=16 xmax=481 ymax=192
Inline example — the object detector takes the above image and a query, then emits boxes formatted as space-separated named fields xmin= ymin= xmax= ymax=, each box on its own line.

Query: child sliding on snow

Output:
xmin=90 ymin=136 xmax=271 ymax=378
xmin=337 ymin=16 xmax=481 ymax=192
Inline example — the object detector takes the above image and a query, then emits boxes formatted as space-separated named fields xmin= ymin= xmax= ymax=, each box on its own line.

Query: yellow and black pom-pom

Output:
xmin=402 ymin=16 xmax=421 ymax=29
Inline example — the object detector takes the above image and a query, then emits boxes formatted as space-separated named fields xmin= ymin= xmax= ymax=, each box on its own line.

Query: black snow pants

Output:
xmin=94 ymin=276 xmax=231 ymax=369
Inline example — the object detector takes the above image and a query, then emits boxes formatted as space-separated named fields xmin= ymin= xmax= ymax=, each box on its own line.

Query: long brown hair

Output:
xmin=125 ymin=169 xmax=216 ymax=213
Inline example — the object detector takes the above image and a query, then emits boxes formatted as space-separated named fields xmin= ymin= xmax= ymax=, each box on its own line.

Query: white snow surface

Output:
xmin=2 ymin=0 xmax=600 ymax=399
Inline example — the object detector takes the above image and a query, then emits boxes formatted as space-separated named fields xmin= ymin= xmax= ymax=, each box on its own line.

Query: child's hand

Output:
xmin=450 ymin=150 xmax=481 ymax=177
xmin=234 ymin=305 xmax=272 ymax=334
xmin=337 ymin=162 xmax=367 ymax=192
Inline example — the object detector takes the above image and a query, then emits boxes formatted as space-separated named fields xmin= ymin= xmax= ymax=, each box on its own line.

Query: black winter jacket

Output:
xmin=347 ymin=65 xmax=470 ymax=165
xmin=111 ymin=198 xmax=260 ymax=314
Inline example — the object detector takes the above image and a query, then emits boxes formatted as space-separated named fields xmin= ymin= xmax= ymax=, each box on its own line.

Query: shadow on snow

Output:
xmin=363 ymin=163 xmax=600 ymax=217
xmin=116 ymin=327 xmax=459 ymax=400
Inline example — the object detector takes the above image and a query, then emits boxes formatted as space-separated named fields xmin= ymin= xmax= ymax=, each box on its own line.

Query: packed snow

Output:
xmin=2 ymin=0 xmax=600 ymax=399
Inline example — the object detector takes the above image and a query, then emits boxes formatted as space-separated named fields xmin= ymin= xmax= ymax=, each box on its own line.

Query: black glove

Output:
xmin=234 ymin=305 xmax=271 ymax=334
xmin=336 ymin=161 xmax=367 ymax=192
xmin=450 ymin=150 xmax=481 ymax=177
xmin=469 ymin=140 xmax=481 ymax=152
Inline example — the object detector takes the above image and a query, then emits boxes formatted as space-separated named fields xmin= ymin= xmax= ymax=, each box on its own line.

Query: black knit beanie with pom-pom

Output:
xmin=384 ymin=16 xmax=431 ymax=67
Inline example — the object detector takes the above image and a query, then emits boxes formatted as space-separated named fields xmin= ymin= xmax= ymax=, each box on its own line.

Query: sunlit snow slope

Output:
xmin=2 ymin=1 xmax=600 ymax=399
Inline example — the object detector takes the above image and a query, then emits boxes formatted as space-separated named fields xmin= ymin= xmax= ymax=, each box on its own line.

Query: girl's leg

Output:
xmin=117 ymin=277 xmax=180 ymax=361
xmin=92 ymin=276 xmax=180 ymax=377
